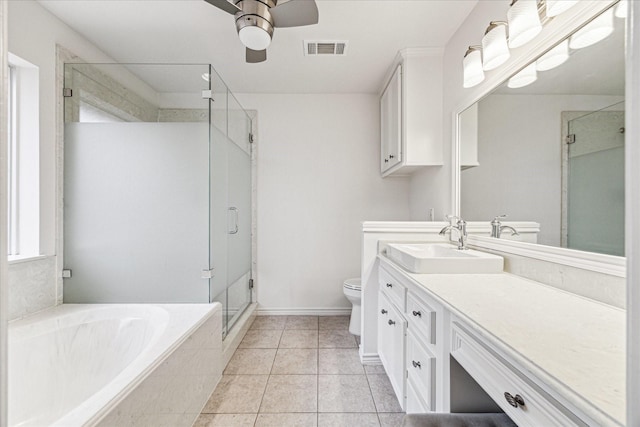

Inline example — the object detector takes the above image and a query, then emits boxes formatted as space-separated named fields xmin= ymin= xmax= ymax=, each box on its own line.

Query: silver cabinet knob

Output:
xmin=381 ymin=309 xmax=388 ymax=314
xmin=504 ymin=392 xmax=525 ymax=408
xmin=388 ymin=319 xmax=396 ymax=326
xmin=389 ymin=154 xmax=395 ymax=159
xmin=412 ymin=310 xmax=422 ymax=317
xmin=386 ymin=283 xmax=393 ymax=288
xmin=412 ymin=360 xmax=421 ymax=369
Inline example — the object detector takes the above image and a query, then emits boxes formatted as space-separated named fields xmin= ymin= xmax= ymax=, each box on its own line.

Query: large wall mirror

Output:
xmin=458 ymin=2 xmax=626 ymax=258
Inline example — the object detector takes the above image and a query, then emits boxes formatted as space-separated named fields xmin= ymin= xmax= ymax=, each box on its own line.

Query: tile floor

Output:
xmin=194 ymin=316 xmax=406 ymax=427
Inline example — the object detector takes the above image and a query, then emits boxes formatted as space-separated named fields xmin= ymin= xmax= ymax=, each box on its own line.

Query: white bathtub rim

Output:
xmin=9 ymin=303 xmax=220 ymax=427
xmin=77 ymin=303 xmax=219 ymax=427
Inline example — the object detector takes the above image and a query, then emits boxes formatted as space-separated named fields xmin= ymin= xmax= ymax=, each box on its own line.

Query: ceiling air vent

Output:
xmin=304 ymin=40 xmax=348 ymax=56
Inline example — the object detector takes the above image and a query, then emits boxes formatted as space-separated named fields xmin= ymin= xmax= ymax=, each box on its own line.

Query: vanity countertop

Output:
xmin=379 ymin=255 xmax=625 ymax=426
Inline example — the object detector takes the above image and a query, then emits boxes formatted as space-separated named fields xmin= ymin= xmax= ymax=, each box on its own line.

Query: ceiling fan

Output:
xmin=204 ymin=0 xmax=319 ymax=63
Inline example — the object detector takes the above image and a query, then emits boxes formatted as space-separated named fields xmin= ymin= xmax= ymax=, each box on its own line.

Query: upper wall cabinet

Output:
xmin=380 ymin=49 xmax=444 ymax=177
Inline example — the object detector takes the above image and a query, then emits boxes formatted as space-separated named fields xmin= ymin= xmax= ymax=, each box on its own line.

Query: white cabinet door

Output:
xmin=378 ymin=291 xmax=407 ymax=408
xmin=380 ymin=65 xmax=402 ymax=173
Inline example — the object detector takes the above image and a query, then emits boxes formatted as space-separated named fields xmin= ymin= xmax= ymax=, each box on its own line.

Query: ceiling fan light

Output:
xmin=508 ymin=63 xmax=537 ymax=89
xmin=569 ymin=8 xmax=614 ymax=50
xmin=463 ymin=46 xmax=485 ymax=88
xmin=536 ymin=39 xmax=569 ymax=71
xmin=482 ymin=22 xmax=510 ymax=71
xmin=507 ymin=0 xmax=542 ymax=49
xmin=239 ymin=25 xmax=272 ymax=51
xmin=545 ymin=0 xmax=579 ymax=17
xmin=615 ymin=0 xmax=628 ymax=19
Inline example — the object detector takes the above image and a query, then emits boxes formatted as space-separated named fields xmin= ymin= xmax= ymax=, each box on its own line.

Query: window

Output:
xmin=7 ymin=53 xmax=39 ymax=260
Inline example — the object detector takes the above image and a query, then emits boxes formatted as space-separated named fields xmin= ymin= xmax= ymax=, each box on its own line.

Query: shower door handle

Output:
xmin=228 ymin=207 xmax=239 ymax=234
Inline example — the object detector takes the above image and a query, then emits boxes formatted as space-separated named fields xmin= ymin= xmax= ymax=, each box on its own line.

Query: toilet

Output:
xmin=343 ymin=278 xmax=362 ymax=336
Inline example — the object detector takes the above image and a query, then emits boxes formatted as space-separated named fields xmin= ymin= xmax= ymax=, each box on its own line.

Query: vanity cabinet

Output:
xmin=380 ymin=49 xmax=443 ymax=177
xmin=377 ymin=263 xmax=442 ymax=413
xmin=377 ymin=291 xmax=406 ymax=404
xmin=450 ymin=320 xmax=580 ymax=426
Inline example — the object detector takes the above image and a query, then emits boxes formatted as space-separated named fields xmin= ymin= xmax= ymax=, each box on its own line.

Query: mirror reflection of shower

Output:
xmin=562 ymin=101 xmax=625 ymax=256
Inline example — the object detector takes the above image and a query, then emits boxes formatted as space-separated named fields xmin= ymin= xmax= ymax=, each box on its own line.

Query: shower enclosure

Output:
xmin=62 ymin=63 xmax=252 ymax=336
xmin=563 ymin=102 xmax=625 ymax=256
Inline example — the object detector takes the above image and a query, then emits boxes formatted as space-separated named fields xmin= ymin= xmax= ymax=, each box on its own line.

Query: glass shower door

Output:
xmin=209 ymin=69 xmax=253 ymax=337
xmin=566 ymin=103 xmax=625 ymax=256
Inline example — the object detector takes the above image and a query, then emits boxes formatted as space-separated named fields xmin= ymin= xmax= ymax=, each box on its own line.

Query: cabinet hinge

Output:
xmin=63 ymin=88 xmax=73 ymax=98
xmin=62 ymin=269 xmax=72 ymax=278
xmin=565 ymin=134 xmax=576 ymax=144
xmin=202 ymin=90 xmax=213 ymax=100
xmin=249 ymin=278 xmax=254 ymax=289
xmin=201 ymin=268 xmax=215 ymax=279
xmin=249 ymin=133 xmax=254 ymax=144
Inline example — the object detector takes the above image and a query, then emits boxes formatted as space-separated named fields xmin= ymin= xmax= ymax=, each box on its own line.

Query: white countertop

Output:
xmin=379 ymin=256 xmax=626 ymax=426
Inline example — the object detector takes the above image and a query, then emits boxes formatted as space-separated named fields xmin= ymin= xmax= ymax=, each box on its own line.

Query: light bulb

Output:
xmin=546 ymin=0 xmax=579 ymax=17
xmin=508 ymin=63 xmax=537 ymax=88
xmin=482 ymin=22 xmax=510 ymax=71
xmin=536 ymin=40 xmax=569 ymax=71
xmin=615 ymin=0 xmax=628 ymax=19
xmin=238 ymin=26 xmax=271 ymax=51
xmin=463 ymin=47 xmax=485 ymax=88
xmin=569 ymin=9 xmax=614 ymax=49
xmin=508 ymin=0 xmax=542 ymax=49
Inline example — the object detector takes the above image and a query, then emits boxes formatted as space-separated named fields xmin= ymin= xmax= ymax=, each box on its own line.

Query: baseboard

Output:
xmin=360 ymin=351 xmax=382 ymax=365
xmin=256 ymin=307 xmax=352 ymax=316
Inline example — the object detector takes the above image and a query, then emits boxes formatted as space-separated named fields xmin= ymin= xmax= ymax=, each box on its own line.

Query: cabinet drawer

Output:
xmin=406 ymin=292 xmax=436 ymax=346
xmin=379 ymin=266 xmax=407 ymax=311
xmin=406 ymin=330 xmax=435 ymax=411
xmin=451 ymin=322 xmax=581 ymax=427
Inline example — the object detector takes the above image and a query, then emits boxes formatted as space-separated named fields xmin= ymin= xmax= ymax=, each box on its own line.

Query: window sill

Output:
xmin=8 ymin=254 xmax=48 ymax=265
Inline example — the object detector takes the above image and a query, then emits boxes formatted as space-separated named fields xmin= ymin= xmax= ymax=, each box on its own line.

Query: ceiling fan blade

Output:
xmin=203 ymin=0 xmax=241 ymax=15
xmin=246 ymin=48 xmax=267 ymax=63
xmin=270 ymin=0 xmax=319 ymax=28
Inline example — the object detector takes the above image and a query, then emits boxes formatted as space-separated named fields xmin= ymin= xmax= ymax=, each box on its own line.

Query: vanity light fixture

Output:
xmin=507 ymin=62 xmax=537 ymax=88
xmin=615 ymin=0 xmax=628 ymax=19
xmin=569 ymin=8 xmax=614 ymax=49
xmin=482 ymin=22 xmax=510 ymax=70
xmin=536 ymin=39 xmax=569 ymax=71
xmin=463 ymin=46 xmax=485 ymax=88
xmin=545 ymin=0 xmax=579 ymax=17
xmin=507 ymin=0 xmax=542 ymax=49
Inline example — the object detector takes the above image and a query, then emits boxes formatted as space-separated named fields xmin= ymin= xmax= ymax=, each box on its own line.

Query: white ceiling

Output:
xmin=37 ymin=0 xmax=478 ymax=94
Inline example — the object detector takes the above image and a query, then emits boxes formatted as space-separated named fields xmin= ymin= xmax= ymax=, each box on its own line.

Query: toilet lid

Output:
xmin=343 ymin=278 xmax=361 ymax=290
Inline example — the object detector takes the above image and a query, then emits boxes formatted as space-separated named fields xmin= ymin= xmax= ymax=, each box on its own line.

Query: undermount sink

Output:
xmin=385 ymin=243 xmax=504 ymax=274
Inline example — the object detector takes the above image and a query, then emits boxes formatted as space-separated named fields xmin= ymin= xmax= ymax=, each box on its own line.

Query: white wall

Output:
xmin=6 ymin=0 xmax=137 ymax=319
xmin=409 ymin=1 xmax=510 ymax=221
xmin=462 ymin=94 xmax=624 ymax=247
xmin=236 ymin=93 xmax=412 ymax=312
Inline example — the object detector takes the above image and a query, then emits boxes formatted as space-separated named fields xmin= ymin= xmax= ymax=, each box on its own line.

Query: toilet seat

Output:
xmin=343 ymin=278 xmax=361 ymax=291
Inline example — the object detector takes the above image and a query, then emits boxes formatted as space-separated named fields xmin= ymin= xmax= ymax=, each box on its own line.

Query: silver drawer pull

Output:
xmin=412 ymin=360 xmax=421 ymax=369
xmin=386 ymin=283 xmax=393 ymax=288
xmin=388 ymin=319 xmax=396 ymax=326
xmin=412 ymin=310 xmax=422 ymax=317
xmin=381 ymin=309 xmax=388 ymax=314
xmin=504 ymin=392 xmax=525 ymax=408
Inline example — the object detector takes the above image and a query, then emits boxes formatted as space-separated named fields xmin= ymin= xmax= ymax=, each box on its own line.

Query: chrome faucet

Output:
xmin=490 ymin=215 xmax=520 ymax=238
xmin=439 ymin=215 xmax=468 ymax=250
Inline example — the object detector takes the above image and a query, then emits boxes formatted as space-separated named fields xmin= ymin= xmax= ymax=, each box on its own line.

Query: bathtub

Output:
xmin=8 ymin=303 xmax=222 ymax=427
